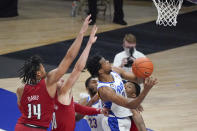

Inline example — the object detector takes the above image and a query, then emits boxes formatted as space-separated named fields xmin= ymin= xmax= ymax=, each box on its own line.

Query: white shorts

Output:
xmin=102 ymin=116 xmax=131 ymax=131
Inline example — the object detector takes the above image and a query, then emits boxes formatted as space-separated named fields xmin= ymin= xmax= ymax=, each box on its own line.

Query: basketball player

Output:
xmin=86 ymin=55 xmax=157 ymax=131
xmin=76 ymin=76 xmax=105 ymax=131
xmin=51 ymin=25 xmax=108 ymax=131
xmin=125 ymin=81 xmax=147 ymax=131
xmin=15 ymin=15 xmax=92 ymax=130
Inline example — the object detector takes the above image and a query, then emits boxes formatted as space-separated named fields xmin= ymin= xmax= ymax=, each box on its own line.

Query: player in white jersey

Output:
xmin=86 ymin=55 xmax=157 ymax=131
xmin=86 ymin=96 xmax=104 ymax=131
xmin=76 ymin=77 xmax=105 ymax=131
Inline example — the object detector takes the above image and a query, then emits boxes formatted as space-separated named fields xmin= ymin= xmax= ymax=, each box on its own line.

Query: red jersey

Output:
xmin=130 ymin=119 xmax=138 ymax=131
xmin=52 ymin=96 xmax=101 ymax=131
xmin=17 ymin=79 xmax=54 ymax=128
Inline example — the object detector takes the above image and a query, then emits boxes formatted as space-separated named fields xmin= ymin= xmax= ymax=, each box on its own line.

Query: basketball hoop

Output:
xmin=152 ymin=0 xmax=183 ymax=26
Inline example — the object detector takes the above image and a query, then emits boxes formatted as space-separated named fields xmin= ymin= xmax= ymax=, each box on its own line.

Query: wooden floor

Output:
xmin=0 ymin=0 xmax=197 ymax=130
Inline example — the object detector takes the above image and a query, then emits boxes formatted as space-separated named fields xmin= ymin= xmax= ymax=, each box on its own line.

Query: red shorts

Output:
xmin=130 ymin=119 xmax=138 ymax=131
xmin=15 ymin=123 xmax=47 ymax=131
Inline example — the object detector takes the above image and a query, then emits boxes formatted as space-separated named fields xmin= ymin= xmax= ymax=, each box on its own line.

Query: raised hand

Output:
xmin=80 ymin=15 xmax=92 ymax=34
xmin=143 ymin=77 xmax=158 ymax=90
xmin=136 ymin=104 xmax=144 ymax=112
xmin=88 ymin=25 xmax=98 ymax=44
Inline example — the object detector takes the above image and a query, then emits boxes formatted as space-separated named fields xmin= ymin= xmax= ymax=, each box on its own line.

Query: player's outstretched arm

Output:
xmin=99 ymin=77 xmax=157 ymax=109
xmin=75 ymin=94 xmax=100 ymax=121
xmin=58 ymin=26 xmax=97 ymax=99
xmin=46 ymin=15 xmax=92 ymax=86
xmin=112 ymin=66 xmax=138 ymax=83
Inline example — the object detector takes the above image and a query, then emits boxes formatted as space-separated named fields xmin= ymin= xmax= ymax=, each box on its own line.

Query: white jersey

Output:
xmin=86 ymin=96 xmax=104 ymax=131
xmin=97 ymin=71 xmax=132 ymax=118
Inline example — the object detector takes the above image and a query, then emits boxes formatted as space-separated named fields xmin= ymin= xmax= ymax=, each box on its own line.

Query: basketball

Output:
xmin=132 ymin=57 xmax=154 ymax=78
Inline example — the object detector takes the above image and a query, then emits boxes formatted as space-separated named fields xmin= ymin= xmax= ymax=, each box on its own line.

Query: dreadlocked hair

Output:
xmin=86 ymin=55 xmax=102 ymax=77
xmin=19 ymin=55 xmax=43 ymax=85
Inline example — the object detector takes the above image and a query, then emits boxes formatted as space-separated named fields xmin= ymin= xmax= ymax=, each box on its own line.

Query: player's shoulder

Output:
xmin=16 ymin=85 xmax=25 ymax=95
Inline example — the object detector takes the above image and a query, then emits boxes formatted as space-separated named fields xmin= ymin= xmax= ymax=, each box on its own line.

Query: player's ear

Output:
xmin=98 ymin=68 xmax=103 ymax=74
xmin=131 ymin=93 xmax=136 ymax=98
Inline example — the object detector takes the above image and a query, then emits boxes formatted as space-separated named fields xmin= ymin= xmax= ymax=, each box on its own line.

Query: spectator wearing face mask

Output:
xmin=113 ymin=34 xmax=146 ymax=72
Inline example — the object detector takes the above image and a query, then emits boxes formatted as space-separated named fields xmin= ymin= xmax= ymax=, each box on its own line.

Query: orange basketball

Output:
xmin=132 ymin=57 xmax=154 ymax=78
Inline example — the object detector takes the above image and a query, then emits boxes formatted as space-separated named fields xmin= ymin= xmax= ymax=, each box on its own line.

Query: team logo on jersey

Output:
xmin=110 ymin=84 xmax=115 ymax=88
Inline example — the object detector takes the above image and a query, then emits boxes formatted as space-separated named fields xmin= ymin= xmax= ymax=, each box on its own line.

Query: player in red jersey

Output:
xmin=15 ymin=15 xmax=92 ymax=131
xmin=125 ymin=81 xmax=147 ymax=131
xmin=51 ymin=25 xmax=108 ymax=131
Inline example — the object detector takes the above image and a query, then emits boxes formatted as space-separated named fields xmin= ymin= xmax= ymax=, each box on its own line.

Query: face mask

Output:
xmin=129 ymin=47 xmax=134 ymax=56
xmin=124 ymin=47 xmax=134 ymax=56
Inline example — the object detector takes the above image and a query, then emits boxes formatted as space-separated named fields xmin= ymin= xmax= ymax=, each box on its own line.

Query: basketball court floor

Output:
xmin=0 ymin=0 xmax=197 ymax=130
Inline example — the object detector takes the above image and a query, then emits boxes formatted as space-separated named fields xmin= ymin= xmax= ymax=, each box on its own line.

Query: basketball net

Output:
xmin=152 ymin=0 xmax=183 ymax=26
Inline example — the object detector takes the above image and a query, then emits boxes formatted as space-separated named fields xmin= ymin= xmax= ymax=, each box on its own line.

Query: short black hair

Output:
xmin=126 ymin=81 xmax=141 ymax=97
xmin=85 ymin=76 xmax=95 ymax=88
xmin=86 ymin=55 xmax=102 ymax=77
xmin=131 ymin=82 xmax=141 ymax=97
xmin=19 ymin=55 xmax=43 ymax=85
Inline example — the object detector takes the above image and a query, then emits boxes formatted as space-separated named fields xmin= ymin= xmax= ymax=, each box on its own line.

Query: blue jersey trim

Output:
xmin=104 ymin=101 xmax=112 ymax=109
xmin=108 ymin=117 xmax=120 ymax=131
xmin=98 ymin=71 xmax=117 ymax=84
xmin=86 ymin=96 xmax=90 ymax=103
xmin=98 ymin=81 xmax=114 ymax=84
xmin=97 ymin=86 xmax=116 ymax=93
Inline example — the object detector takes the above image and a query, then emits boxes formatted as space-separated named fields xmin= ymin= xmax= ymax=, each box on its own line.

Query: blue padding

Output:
xmin=108 ymin=117 xmax=120 ymax=131
xmin=75 ymin=119 xmax=91 ymax=131
xmin=0 ymin=88 xmax=53 ymax=131
xmin=0 ymin=88 xmax=21 ymax=131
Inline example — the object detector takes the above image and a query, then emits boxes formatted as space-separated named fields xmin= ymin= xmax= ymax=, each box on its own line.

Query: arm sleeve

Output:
xmin=74 ymin=102 xmax=101 ymax=115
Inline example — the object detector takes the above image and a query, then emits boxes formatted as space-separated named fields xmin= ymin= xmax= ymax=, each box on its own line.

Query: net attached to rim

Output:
xmin=152 ymin=0 xmax=183 ymax=26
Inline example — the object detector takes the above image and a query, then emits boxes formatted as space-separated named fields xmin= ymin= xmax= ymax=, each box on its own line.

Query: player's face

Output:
xmin=87 ymin=78 xmax=98 ymax=96
xmin=39 ymin=64 xmax=47 ymax=78
xmin=125 ymin=82 xmax=136 ymax=98
xmin=99 ymin=57 xmax=112 ymax=73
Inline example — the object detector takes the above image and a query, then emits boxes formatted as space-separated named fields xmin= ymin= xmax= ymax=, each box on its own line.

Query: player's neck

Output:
xmin=99 ymin=73 xmax=114 ymax=82
xmin=90 ymin=93 xmax=96 ymax=98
